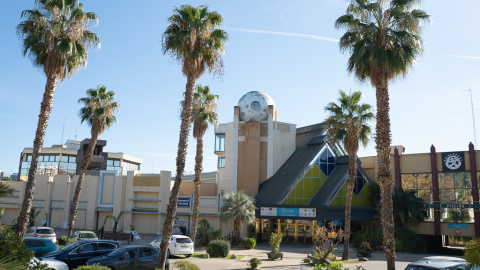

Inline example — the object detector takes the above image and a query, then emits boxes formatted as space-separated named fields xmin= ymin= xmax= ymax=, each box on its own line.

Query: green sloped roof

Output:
xmin=255 ymin=123 xmax=326 ymax=205
xmin=307 ymin=155 xmax=349 ymax=207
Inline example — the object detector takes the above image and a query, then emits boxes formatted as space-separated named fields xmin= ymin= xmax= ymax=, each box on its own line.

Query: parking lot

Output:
xmin=54 ymin=229 xmax=464 ymax=270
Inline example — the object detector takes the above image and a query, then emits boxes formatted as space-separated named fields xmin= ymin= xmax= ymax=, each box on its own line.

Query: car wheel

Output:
xmin=167 ymin=249 xmax=171 ymax=258
xmin=185 ymin=254 xmax=191 ymax=258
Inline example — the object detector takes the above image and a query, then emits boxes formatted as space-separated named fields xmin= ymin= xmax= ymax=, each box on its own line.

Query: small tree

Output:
xmin=270 ymin=232 xmax=282 ymax=254
xmin=312 ymin=222 xmax=344 ymax=264
xmin=28 ymin=205 xmax=41 ymax=228
xmin=220 ymin=191 xmax=256 ymax=246
xmin=106 ymin=211 xmax=125 ymax=233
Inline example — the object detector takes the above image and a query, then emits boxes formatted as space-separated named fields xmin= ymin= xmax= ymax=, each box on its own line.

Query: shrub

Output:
xmin=74 ymin=266 xmax=110 ymax=270
xmin=395 ymin=227 xmax=425 ymax=253
xmin=206 ymin=240 xmax=230 ymax=258
xmin=0 ymin=225 xmax=34 ymax=268
xmin=247 ymin=257 xmax=261 ymax=269
xmin=351 ymin=231 xmax=365 ymax=250
xmin=269 ymin=232 xmax=282 ymax=254
xmin=172 ymin=260 xmax=201 ymax=270
xmin=58 ymin=236 xmax=68 ymax=246
xmin=242 ymin=237 xmax=256 ymax=249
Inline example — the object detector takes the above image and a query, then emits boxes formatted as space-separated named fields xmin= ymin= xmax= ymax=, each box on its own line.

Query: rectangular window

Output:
xmin=218 ymin=157 xmax=225 ymax=168
xmin=215 ymin=134 xmax=225 ymax=152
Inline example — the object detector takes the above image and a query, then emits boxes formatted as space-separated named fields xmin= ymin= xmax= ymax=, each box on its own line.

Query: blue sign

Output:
xmin=448 ymin=224 xmax=468 ymax=229
xmin=277 ymin=208 xmax=299 ymax=217
xmin=331 ymin=221 xmax=343 ymax=226
xmin=177 ymin=197 xmax=190 ymax=208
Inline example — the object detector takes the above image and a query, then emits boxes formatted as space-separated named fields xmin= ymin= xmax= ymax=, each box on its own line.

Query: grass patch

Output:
xmin=190 ymin=253 xmax=245 ymax=260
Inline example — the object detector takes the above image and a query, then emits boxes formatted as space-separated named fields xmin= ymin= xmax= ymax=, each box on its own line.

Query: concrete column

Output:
xmin=85 ymin=176 xmax=97 ymax=231
xmin=123 ymin=171 xmax=134 ymax=233
xmin=394 ymin=147 xmax=401 ymax=188
xmin=430 ymin=145 xmax=441 ymax=236
xmin=468 ymin=142 xmax=480 ymax=237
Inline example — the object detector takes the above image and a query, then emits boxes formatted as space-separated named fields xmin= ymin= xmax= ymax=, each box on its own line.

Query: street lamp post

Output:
xmin=462 ymin=89 xmax=477 ymax=149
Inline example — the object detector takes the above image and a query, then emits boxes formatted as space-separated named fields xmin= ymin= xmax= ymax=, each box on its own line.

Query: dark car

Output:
xmin=43 ymin=240 xmax=120 ymax=269
xmin=24 ymin=238 xmax=60 ymax=257
xmin=87 ymin=245 xmax=169 ymax=270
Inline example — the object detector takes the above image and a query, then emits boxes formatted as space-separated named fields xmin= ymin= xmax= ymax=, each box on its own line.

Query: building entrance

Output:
xmin=256 ymin=219 xmax=314 ymax=244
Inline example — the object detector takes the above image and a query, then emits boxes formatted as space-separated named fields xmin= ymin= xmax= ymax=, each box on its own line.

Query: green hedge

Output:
xmin=241 ymin=237 xmax=256 ymax=249
xmin=395 ymin=227 xmax=425 ymax=253
xmin=206 ymin=240 xmax=230 ymax=257
xmin=172 ymin=260 xmax=200 ymax=270
xmin=58 ymin=236 xmax=68 ymax=246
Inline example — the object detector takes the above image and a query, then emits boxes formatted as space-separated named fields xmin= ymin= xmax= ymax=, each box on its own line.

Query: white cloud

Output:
xmin=446 ymin=54 xmax=480 ymax=60
xmin=227 ymin=28 xmax=339 ymax=43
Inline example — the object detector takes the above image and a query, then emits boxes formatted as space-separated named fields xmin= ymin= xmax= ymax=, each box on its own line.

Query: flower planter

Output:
xmin=357 ymin=250 xmax=372 ymax=258
xmin=266 ymin=252 xmax=283 ymax=260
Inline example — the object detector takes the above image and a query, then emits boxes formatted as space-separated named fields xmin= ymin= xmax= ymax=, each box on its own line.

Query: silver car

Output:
xmin=405 ymin=256 xmax=467 ymax=270
xmin=30 ymin=257 xmax=68 ymax=270
xmin=25 ymin=226 xmax=57 ymax=243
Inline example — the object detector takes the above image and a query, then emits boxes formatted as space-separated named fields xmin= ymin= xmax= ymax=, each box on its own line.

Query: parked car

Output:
xmin=24 ymin=238 xmax=60 ymax=256
xmin=30 ymin=257 xmax=68 ymax=270
xmin=70 ymin=231 xmax=98 ymax=242
xmin=25 ymin=226 xmax=57 ymax=243
xmin=405 ymin=256 xmax=467 ymax=270
xmin=87 ymin=245 xmax=169 ymax=270
xmin=149 ymin=235 xmax=193 ymax=258
xmin=43 ymin=240 xmax=121 ymax=269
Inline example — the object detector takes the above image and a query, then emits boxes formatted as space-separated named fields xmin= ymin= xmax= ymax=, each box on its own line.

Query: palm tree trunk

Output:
xmin=190 ymin=136 xmax=203 ymax=244
xmin=375 ymin=77 xmax=396 ymax=270
xmin=16 ymin=74 xmax=58 ymax=237
xmin=158 ymin=75 xmax=196 ymax=269
xmin=342 ymin=150 xmax=357 ymax=260
xmin=67 ymin=131 xmax=100 ymax=237
xmin=233 ymin=218 xmax=241 ymax=246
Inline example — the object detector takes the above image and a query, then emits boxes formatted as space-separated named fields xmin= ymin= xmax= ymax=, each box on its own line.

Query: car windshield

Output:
xmin=61 ymin=242 xmax=83 ymax=252
xmin=107 ymin=248 xmax=127 ymax=258
xmin=79 ymin=233 xmax=96 ymax=238
xmin=36 ymin=229 xmax=54 ymax=234
xmin=175 ymin=238 xmax=192 ymax=244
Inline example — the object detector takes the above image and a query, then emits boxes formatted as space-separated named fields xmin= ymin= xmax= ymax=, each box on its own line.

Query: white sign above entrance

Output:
xmin=299 ymin=208 xmax=316 ymax=217
xmin=261 ymin=207 xmax=277 ymax=216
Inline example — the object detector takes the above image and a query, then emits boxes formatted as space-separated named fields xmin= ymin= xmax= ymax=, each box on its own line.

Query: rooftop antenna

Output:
xmin=462 ymin=89 xmax=477 ymax=149
xmin=75 ymin=126 xmax=78 ymax=141
xmin=61 ymin=117 xmax=65 ymax=144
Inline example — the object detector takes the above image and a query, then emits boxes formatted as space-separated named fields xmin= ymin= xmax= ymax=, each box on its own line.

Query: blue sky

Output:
xmin=1 ymin=0 xmax=480 ymax=176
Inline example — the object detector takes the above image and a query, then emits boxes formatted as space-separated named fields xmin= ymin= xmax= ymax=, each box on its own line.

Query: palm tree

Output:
xmin=187 ymin=85 xmax=219 ymax=244
xmin=220 ymin=190 xmax=256 ymax=246
xmin=0 ymin=182 xmax=14 ymax=197
xmin=465 ymin=239 xmax=480 ymax=270
xmin=67 ymin=85 xmax=119 ymax=237
xmin=159 ymin=5 xmax=227 ymax=269
xmin=16 ymin=0 xmax=100 ymax=237
xmin=335 ymin=1 xmax=429 ymax=268
xmin=324 ymin=90 xmax=373 ymax=260
xmin=392 ymin=188 xmax=424 ymax=227
xmin=106 ymin=211 xmax=125 ymax=234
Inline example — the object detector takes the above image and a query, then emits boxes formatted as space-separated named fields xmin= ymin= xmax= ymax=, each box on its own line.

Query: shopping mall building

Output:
xmin=1 ymin=91 xmax=479 ymax=248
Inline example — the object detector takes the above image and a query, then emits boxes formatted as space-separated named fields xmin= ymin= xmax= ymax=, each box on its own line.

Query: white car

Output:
xmin=30 ymin=257 xmax=68 ymax=270
xmin=150 ymin=235 xmax=194 ymax=258
xmin=25 ymin=226 xmax=57 ymax=243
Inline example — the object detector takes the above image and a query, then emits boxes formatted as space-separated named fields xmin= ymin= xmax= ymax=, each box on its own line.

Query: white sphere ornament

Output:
xmin=237 ymin=91 xmax=275 ymax=121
